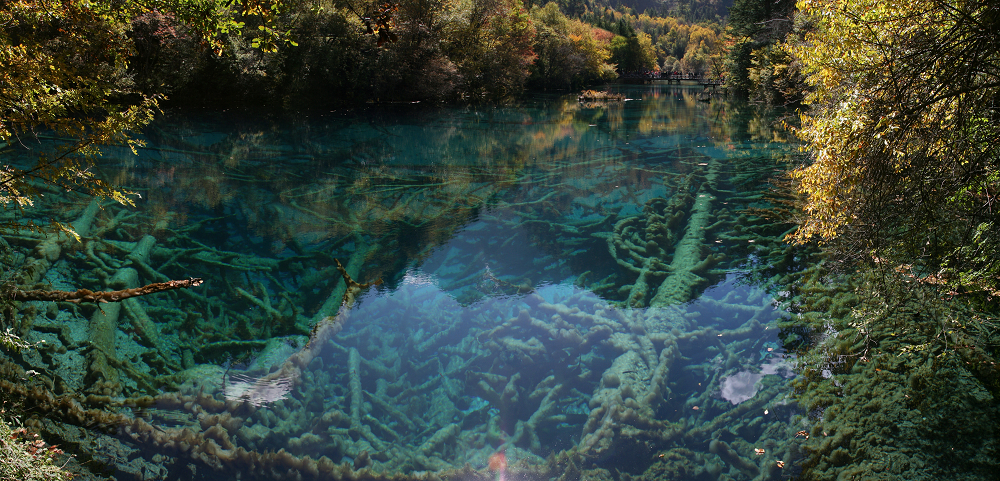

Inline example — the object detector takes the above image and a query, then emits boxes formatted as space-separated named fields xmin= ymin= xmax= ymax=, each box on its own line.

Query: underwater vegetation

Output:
xmin=778 ymin=265 xmax=1000 ymax=480
xmin=0 ymin=91 xmax=811 ymax=480
xmin=5 ymin=87 xmax=995 ymax=480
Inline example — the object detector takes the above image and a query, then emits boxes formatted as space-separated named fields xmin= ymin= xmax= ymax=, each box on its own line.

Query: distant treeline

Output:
xmin=129 ymin=0 xmax=726 ymax=109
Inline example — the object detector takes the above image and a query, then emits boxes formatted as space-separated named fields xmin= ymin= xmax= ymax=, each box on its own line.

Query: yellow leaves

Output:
xmin=53 ymin=222 xmax=80 ymax=243
xmin=787 ymin=0 xmax=933 ymax=243
xmin=0 ymin=1 xmax=181 ymax=220
xmin=788 ymin=0 xmax=999 ymax=256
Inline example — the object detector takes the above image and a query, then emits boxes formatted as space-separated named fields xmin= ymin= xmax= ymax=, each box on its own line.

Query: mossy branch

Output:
xmin=11 ymin=278 xmax=204 ymax=304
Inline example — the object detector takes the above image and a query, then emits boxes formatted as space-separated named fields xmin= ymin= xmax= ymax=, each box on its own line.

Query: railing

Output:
xmin=617 ymin=71 xmax=725 ymax=87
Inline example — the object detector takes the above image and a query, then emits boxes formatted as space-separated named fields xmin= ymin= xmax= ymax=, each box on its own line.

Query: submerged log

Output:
xmin=12 ymin=278 xmax=203 ymax=303
xmin=308 ymin=238 xmax=379 ymax=325
xmin=650 ymin=160 xmax=723 ymax=307
xmin=17 ymin=199 xmax=101 ymax=285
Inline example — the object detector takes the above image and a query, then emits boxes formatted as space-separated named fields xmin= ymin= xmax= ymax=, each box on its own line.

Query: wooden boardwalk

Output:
xmin=618 ymin=71 xmax=726 ymax=90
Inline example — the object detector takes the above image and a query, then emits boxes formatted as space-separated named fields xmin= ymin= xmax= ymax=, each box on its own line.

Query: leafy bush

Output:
xmin=0 ymin=417 xmax=72 ymax=481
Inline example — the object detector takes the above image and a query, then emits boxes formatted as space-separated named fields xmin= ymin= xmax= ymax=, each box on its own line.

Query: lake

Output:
xmin=2 ymin=85 xmax=876 ymax=480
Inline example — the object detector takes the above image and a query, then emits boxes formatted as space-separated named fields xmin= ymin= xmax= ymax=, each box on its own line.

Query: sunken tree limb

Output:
xmin=334 ymin=258 xmax=382 ymax=308
xmin=12 ymin=278 xmax=204 ymax=304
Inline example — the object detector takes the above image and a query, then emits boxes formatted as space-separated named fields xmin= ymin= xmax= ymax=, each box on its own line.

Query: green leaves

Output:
xmin=724 ymin=0 xmax=797 ymax=100
xmin=609 ymin=31 xmax=656 ymax=72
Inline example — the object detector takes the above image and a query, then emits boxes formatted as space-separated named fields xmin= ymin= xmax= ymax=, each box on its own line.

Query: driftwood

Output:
xmin=11 ymin=278 xmax=204 ymax=304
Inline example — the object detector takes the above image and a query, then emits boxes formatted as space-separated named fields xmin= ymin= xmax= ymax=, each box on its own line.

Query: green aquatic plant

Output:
xmin=789 ymin=263 xmax=1000 ymax=480
xmin=0 ymin=88 xmax=810 ymax=479
xmin=965 ymin=315 xmax=1000 ymax=358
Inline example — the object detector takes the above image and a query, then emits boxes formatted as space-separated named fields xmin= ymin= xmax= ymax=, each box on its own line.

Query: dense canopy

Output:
xmin=789 ymin=0 xmax=1000 ymax=295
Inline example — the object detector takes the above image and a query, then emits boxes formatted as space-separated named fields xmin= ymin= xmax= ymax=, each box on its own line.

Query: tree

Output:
xmin=788 ymin=0 xmax=1000 ymax=296
xmin=446 ymin=0 xmax=536 ymax=102
xmin=723 ymin=0 xmax=798 ymax=100
xmin=609 ymin=31 xmax=656 ymax=73
xmin=528 ymin=3 xmax=616 ymax=89
xmin=2 ymin=0 xmax=155 ymax=224
xmin=529 ymin=3 xmax=577 ymax=88
xmin=1 ymin=0 xmax=290 ymax=233
xmin=678 ymin=23 xmax=719 ymax=76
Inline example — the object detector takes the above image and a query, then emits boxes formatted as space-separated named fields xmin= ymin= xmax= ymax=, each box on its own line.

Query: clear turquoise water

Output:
xmin=9 ymin=85 xmax=811 ymax=479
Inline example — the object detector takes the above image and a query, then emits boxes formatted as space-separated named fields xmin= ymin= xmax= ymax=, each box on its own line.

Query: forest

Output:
xmin=0 ymin=0 xmax=727 ymax=110
xmin=3 ymin=0 xmax=1000 ymax=479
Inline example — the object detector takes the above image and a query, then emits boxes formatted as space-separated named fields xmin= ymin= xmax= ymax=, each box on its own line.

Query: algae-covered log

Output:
xmin=650 ymin=160 xmax=724 ymax=307
xmin=16 ymin=199 xmax=101 ymax=286
xmin=607 ymin=154 xmax=729 ymax=309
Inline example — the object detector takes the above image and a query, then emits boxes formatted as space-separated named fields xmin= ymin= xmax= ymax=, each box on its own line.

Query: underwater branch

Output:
xmin=11 ymin=278 xmax=204 ymax=304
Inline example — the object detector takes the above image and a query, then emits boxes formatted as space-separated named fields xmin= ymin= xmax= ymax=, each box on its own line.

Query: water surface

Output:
xmin=6 ymin=85 xmax=807 ymax=480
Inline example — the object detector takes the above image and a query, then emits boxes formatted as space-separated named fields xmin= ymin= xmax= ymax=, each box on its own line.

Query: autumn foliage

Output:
xmin=788 ymin=0 xmax=1000 ymax=295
